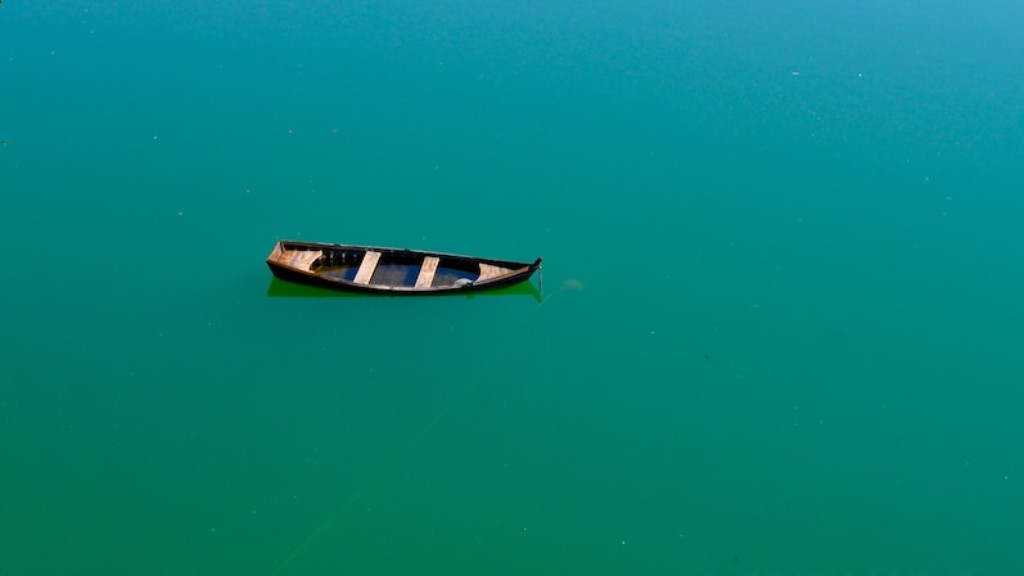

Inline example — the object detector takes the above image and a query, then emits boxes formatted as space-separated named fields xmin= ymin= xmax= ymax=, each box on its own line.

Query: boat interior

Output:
xmin=273 ymin=244 xmax=520 ymax=289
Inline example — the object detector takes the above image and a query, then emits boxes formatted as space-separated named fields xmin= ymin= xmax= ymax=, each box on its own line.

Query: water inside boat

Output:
xmin=312 ymin=249 xmax=480 ymax=288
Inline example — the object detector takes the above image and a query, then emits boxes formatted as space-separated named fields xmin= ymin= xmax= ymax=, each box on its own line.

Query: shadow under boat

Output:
xmin=265 ymin=276 xmax=542 ymax=301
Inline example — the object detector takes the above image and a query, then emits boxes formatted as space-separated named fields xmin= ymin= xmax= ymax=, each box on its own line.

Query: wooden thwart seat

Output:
xmin=415 ymin=256 xmax=440 ymax=288
xmin=353 ymin=251 xmax=381 ymax=284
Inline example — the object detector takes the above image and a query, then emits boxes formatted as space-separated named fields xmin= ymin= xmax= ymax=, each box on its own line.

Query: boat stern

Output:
xmin=267 ymin=241 xmax=285 ymax=264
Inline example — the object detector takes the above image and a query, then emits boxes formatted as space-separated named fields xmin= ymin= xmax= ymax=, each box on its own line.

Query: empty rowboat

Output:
xmin=267 ymin=240 xmax=542 ymax=295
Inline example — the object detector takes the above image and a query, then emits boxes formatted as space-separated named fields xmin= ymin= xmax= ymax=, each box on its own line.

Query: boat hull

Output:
xmin=266 ymin=240 xmax=541 ymax=295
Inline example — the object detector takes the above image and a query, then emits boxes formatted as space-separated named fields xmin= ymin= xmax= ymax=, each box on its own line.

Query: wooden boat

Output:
xmin=267 ymin=240 xmax=542 ymax=295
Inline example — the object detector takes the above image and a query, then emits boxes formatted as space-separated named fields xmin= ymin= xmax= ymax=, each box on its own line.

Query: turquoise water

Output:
xmin=3 ymin=1 xmax=1023 ymax=574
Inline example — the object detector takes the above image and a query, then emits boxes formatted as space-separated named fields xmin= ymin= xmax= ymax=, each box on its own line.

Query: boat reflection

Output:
xmin=266 ymin=277 xmax=542 ymax=301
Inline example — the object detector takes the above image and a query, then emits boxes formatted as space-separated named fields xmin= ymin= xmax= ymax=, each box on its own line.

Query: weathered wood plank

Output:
xmin=477 ymin=263 xmax=516 ymax=282
xmin=283 ymin=249 xmax=321 ymax=271
xmin=353 ymin=251 xmax=381 ymax=284
xmin=415 ymin=256 xmax=440 ymax=288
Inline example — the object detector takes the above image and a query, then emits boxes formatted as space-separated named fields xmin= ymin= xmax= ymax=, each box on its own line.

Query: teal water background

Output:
xmin=3 ymin=1 xmax=1023 ymax=574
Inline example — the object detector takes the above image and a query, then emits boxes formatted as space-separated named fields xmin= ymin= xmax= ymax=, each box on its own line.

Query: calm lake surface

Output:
xmin=2 ymin=1 xmax=1023 ymax=574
